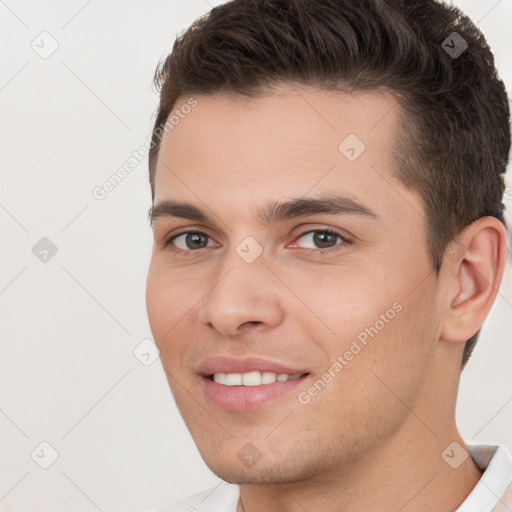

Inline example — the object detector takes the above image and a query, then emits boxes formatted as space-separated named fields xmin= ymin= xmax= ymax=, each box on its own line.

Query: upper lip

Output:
xmin=198 ymin=356 xmax=309 ymax=377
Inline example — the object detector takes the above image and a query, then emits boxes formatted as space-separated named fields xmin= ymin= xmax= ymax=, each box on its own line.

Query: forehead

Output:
xmin=153 ymin=85 xmax=415 ymax=221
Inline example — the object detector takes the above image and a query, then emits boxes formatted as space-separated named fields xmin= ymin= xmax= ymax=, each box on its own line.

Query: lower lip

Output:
xmin=201 ymin=375 xmax=309 ymax=411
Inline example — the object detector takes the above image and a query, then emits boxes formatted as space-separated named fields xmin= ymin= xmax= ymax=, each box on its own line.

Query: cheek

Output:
xmin=145 ymin=264 xmax=167 ymax=337
xmin=286 ymin=265 xmax=395 ymax=343
xmin=146 ymin=262 xmax=185 ymax=347
xmin=146 ymin=261 xmax=206 ymax=369
xmin=146 ymin=258 xmax=190 ymax=317
xmin=352 ymin=285 xmax=440 ymax=409
xmin=291 ymin=262 xmax=437 ymax=382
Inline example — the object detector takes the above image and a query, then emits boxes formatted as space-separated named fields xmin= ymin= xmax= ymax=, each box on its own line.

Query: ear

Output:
xmin=440 ymin=216 xmax=508 ymax=343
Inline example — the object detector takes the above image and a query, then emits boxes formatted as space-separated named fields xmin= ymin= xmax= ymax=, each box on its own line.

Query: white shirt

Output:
xmin=148 ymin=444 xmax=512 ymax=512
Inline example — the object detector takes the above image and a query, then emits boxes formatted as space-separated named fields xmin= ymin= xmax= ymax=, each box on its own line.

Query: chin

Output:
xmin=198 ymin=446 xmax=328 ymax=485
xmin=205 ymin=462 xmax=302 ymax=485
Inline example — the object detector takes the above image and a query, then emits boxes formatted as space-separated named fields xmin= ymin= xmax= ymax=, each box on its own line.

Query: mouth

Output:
xmin=198 ymin=357 xmax=311 ymax=410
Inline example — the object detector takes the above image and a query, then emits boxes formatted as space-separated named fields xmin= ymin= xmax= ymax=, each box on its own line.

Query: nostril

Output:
xmin=241 ymin=321 xmax=262 ymax=328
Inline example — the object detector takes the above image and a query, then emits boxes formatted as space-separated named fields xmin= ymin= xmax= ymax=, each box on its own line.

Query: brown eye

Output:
xmin=166 ymin=230 xmax=216 ymax=253
xmin=292 ymin=229 xmax=348 ymax=250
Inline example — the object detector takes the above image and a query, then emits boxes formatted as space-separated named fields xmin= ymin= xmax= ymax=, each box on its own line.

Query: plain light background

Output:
xmin=0 ymin=1 xmax=511 ymax=511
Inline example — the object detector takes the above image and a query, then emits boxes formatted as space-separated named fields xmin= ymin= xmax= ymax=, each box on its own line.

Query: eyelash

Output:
xmin=164 ymin=227 xmax=352 ymax=257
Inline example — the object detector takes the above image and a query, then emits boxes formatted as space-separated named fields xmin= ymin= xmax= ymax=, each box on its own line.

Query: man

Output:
xmin=144 ymin=0 xmax=512 ymax=510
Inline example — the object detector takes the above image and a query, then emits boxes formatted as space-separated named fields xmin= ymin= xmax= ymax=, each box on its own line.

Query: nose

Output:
xmin=197 ymin=253 xmax=285 ymax=337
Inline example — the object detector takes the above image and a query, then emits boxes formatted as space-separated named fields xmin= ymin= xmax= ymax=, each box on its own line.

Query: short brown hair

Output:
xmin=148 ymin=0 xmax=510 ymax=369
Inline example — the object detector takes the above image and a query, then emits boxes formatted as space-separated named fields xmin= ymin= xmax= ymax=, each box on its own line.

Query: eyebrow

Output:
xmin=149 ymin=194 xmax=378 ymax=227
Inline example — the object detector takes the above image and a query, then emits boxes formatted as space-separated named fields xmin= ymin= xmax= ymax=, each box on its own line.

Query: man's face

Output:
xmin=146 ymin=85 xmax=443 ymax=484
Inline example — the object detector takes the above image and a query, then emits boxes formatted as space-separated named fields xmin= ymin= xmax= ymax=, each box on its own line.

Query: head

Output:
xmin=146 ymin=0 xmax=509 ymax=485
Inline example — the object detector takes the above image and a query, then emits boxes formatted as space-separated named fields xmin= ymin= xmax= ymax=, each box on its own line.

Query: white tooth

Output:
xmin=213 ymin=371 xmax=296 ymax=386
xmin=225 ymin=373 xmax=243 ymax=386
xmin=213 ymin=373 xmax=226 ymax=384
xmin=261 ymin=371 xmax=278 ymax=384
xmin=242 ymin=371 xmax=262 ymax=386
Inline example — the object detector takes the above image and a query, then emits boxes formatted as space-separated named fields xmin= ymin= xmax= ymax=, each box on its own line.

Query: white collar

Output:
xmin=455 ymin=444 xmax=512 ymax=512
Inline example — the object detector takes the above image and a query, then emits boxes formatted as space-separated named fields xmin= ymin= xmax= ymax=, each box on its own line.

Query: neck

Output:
xmin=237 ymin=421 xmax=482 ymax=512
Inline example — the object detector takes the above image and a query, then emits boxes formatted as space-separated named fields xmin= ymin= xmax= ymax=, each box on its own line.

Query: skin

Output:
xmin=146 ymin=84 xmax=507 ymax=512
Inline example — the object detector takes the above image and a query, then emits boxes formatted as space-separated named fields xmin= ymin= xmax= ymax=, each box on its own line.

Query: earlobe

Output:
xmin=440 ymin=217 xmax=507 ymax=343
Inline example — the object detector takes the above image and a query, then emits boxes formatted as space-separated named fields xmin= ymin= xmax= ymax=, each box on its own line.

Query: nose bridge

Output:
xmin=197 ymin=238 xmax=284 ymax=335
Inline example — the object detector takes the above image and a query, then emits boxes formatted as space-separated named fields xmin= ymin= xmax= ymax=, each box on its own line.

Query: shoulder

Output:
xmin=144 ymin=482 xmax=240 ymax=512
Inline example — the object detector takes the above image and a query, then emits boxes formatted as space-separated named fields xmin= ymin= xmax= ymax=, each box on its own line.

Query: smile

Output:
xmin=198 ymin=356 xmax=311 ymax=410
